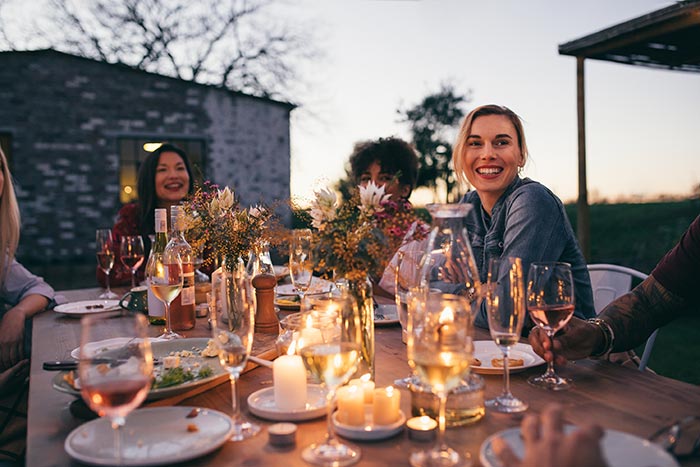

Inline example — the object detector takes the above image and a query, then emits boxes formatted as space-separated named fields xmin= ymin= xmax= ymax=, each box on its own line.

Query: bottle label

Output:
xmin=181 ymin=270 xmax=196 ymax=306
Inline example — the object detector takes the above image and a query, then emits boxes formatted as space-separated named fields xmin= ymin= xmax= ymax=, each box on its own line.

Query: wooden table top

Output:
xmin=27 ymin=287 xmax=700 ymax=466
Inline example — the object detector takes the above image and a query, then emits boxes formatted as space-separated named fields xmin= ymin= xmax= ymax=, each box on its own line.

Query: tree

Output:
xmin=0 ymin=0 xmax=315 ymax=100
xmin=398 ymin=83 xmax=471 ymax=202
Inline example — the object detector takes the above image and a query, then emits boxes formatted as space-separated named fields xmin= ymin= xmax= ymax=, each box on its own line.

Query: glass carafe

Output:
xmin=421 ymin=203 xmax=482 ymax=310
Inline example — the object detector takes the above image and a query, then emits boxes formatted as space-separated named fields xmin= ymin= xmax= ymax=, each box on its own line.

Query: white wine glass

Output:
xmin=146 ymin=247 xmax=183 ymax=340
xmin=485 ymin=257 xmax=528 ymax=413
xmin=395 ymin=249 xmax=425 ymax=344
xmin=298 ymin=295 xmax=362 ymax=467
xmin=78 ymin=313 xmax=153 ymax=465
xmin=120 ymin=235 xmax=145 ymax=289
xmin=210 ymin=268 xmax=261 ymax=441
xmin=289 ymin=228 xmax=313 ymax=304
xmin=96 ymin=229 xmax=118 ymax=299
xmin=526 ymin=262 xmax=575 ymax=391
xmin=407 ymin=293 xmax=474 ymax=467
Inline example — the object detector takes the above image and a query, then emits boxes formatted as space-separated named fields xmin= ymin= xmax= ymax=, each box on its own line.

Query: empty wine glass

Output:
xmin=395 ymin=249 xmax=425 ymax=344
xmin=527 ymin=262 xmax=576 ymax=391
xmin=120 ymin=235 xmax=145 ymax=289
xmin=78 ymin=313 xmax=153 ymax=465
xmin=96 ymin=229 xmax=118 ymax=299
xmin=289 ymin=228 xmax=313 ymax=304
xmin=407 ymin=293 xmax=474 ymax=467
xmin=485 ymin=257 xmax=528 ymax=413
xmin=297 ymin=295 xmax=362 ymax=467
xmin=146 ymin=246 xmax=183 ymax=340
xmin=210 ymin=268 xmax=261 ymax=441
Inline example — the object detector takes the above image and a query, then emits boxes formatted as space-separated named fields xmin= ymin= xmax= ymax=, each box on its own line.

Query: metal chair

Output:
xmin=587 ymin=263 xmax=658 ymax=371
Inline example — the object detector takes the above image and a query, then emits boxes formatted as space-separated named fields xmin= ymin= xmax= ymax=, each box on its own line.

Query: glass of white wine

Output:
xmin=527 ymin=262 xmax=576 ymax=391
xmin=78 ymin=313 xmax=153 ymax=465
xmin=298 ymin=295 xmax=362 ymax=467
xmin=146 ymin=247 xmax=183 ymax=340
xmin=210 ymin=268 xmax=261 ymax=441
xmin=485 ymin=257 xmax=528 ymax=413
xmin=96 ymin=229 xmax=118 ymax=299
xmin=120 ymin=235 xmax=145 ymax=290
xmin=407 ymin=293 xmax=474 ymax=467
xmin=289 ymin=228 xmax=313 ymax=304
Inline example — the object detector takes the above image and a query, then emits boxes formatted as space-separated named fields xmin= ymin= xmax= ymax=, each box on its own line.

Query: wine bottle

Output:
xmin=166 ymin=205 xmax=196 ymax=331
xmin=147 ymin=209 xmax=168 ymax=325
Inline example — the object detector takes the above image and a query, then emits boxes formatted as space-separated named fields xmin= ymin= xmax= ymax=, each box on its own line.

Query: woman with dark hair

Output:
xmin=97 ymin=143 xmax=195 ymax=287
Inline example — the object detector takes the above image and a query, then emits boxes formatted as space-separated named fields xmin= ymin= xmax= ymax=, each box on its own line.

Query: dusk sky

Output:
xmin=276 ymin=0 xmax=700 ymax=205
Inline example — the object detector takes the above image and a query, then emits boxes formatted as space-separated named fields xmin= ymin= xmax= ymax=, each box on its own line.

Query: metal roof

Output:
xmin=559 ymin=1 xmax=700 ymax=73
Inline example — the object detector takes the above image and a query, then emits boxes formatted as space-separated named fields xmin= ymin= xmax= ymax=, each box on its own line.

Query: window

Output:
xmin=118 ymin=138 xmax=206 ymax=204
xmin=0 ymin=133 xmax=12 ymax=170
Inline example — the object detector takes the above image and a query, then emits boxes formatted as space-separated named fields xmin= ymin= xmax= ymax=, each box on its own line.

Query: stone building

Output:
xmin=0 ymin=49 xmax=293 ymax=269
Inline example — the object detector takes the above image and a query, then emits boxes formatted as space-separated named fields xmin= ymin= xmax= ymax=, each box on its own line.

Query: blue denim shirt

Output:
xmin=462 ymin=177 xmax=595 ymax=329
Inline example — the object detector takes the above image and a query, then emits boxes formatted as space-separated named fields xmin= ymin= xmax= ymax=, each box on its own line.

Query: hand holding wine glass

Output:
xmin=407 ymin=293 xmax=474 ymax=467
xmin=146 ymin=245 xmax=183 ymax=340
xmin=297 ymin=295 xmax=362 ymax=467
xmin=210 ymin=268 xmax=261 ymax=441
xmin=96 ymin=229 xmax=118 ymax=299
xmin=78 ymin=313 xmax=153 ymax=465
xmin=120 ymin=235 xmax=145 ymax=289
xmin=526 ymin=262 xmax=576 ymax=391
xmin=485 ymin=257 xmax=528 ymax=413
xmin=289 ymin=228 xmax=313 ymax=304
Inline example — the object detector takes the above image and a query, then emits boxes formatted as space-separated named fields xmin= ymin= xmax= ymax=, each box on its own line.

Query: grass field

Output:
xmin=26 ymin=200 xmax=700 ymax=384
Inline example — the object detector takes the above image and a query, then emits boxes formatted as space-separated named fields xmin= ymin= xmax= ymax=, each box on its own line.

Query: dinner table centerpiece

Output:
xmin=307 ymin=182 xmax=426 ymax=379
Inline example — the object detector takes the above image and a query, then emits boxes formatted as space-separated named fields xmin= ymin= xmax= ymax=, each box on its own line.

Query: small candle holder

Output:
xmin=268 ymin=423 xmax=297 ymax=446
xmin=406 ymin=416 xmax=438 ymax=442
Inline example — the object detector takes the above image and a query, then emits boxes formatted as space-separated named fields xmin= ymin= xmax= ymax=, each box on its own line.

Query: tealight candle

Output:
xmin=336 ymin=384 xmax=365 ymax=426
xmin=349 ymin=374 xmax=375 ymax=404
xmin=373 ymin=386 xmax=401 ymax=425
xmin=406 ymin=416 xmax=438 ymax=442
xmin=273 ymin=355 xmax=307 ymax=410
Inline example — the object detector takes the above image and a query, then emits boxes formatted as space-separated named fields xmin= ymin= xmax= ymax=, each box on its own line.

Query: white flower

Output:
xmin=249 ymin=205 xmax=265 ymax=218
xmin=359 ymin=181 xmax=390 ymax=214
xmin=310 ymin=187 xmax=338 ymax=228
xmin=217 ymin=187 xmax=235 ymax=211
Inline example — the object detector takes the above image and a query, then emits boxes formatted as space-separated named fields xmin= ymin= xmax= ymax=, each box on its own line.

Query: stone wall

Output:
xmin=0 ymin=50 xmax=292 ymax=264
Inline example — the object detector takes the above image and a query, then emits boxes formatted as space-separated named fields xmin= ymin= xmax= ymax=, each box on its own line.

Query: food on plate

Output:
xmin=201 ymin=339 xmax=219 ymax=358
xmin=63 ymin=371 xmax=77 ymax=389
xmin=471 ymin=358 xmax=482 ymax=367
xmin=186 ymin=423 xmax=199 ymax=432
xmin=491 ymin=357 xmax=525 ymax=368
xmin=275 ymin=295 xmax=300 ymax=307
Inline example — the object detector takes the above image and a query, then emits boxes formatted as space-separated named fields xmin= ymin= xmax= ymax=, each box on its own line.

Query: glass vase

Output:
xmin=335 ymin=275 xmax=375 ymax=380
xmin=422 ymin=203 xmax=482 ymax=309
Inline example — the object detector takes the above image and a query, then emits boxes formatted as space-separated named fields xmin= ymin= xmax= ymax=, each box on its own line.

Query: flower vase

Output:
xmin=223 ymin=257 xmax=250 ymax=330
xmin=336 ymin=275 xmax=375 ymax=380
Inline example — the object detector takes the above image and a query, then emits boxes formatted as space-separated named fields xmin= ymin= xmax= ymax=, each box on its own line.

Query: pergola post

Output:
xmin=576 ymin=56 xmax=591 ymax=260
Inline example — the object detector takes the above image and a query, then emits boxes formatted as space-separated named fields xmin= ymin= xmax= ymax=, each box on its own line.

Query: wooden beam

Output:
xmin=576 ymin=56 xmax=591 ymax=261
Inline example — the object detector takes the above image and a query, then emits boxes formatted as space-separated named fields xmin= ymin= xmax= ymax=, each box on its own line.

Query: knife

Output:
xmin=43 ymin=357 xmax=161 ymax=371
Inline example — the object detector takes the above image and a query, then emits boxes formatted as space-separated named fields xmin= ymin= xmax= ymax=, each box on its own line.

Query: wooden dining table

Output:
xmin=26 ymin=287 xmax=700 ymax=466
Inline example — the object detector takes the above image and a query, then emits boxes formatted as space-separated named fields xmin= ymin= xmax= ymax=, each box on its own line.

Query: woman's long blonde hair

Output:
xmin=0 ymin=147 xmax=20 ymax=283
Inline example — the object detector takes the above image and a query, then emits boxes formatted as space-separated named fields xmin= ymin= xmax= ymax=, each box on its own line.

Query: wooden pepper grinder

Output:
xmin=252 ymin=273 xmax=279 ymax=334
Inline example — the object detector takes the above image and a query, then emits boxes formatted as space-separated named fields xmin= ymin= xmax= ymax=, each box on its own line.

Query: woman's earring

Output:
xmin=518 ymin=166 xmax=524 ymax=175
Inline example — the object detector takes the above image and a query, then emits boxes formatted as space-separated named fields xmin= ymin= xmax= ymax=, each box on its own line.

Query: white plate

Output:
xmin=276 ymin=278 xmax=334 ymax=296
xmin=55 ymin=338 xmax=227 ymax=401
xmin=374 ymin=304 xmax=400 ymax=326
xmin=247 ymin=385 xmax=327 ymax=421
xmin=471 ymin=341 xmax=545 ymax=375
xmin=70 ymin=337 xmax=166 ymax=359
xmin=480 ymin=425 xmax=679 ymax=467
xmin=54 ymin=300 xmax=121 ymax=318
xmin=332 ymin=410 xmax=405 ymax=441
xmin=65 ymin=406 xmax=233 ymax=466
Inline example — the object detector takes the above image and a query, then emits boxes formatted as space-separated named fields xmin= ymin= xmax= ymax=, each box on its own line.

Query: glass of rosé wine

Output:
xmin=526 ymin=262 xmax=575 ymax=391
xmin=78 ymin=313 xmax=153 ymax=464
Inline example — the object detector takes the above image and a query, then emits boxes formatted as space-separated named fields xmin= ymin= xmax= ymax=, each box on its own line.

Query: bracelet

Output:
xmin=587 ymin=318 xmax=615 ymax=359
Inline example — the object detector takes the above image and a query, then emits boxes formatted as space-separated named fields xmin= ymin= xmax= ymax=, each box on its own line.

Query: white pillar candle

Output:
xmin=273 ymin=355 xmax=307 ymax=410
xmin=336 ymin=385 xmax=365 ymax=426
xmin=349 ymin=374 xmax=375 ymax=404
xmin=373 ymin=386 xmax=401 ymax=425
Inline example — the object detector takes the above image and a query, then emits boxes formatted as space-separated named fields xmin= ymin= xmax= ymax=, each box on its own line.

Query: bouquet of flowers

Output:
xmin=182 ymin=181 xmax=273 ymax=270
xmin=308 ymin=182 xmax=426 ymax=283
